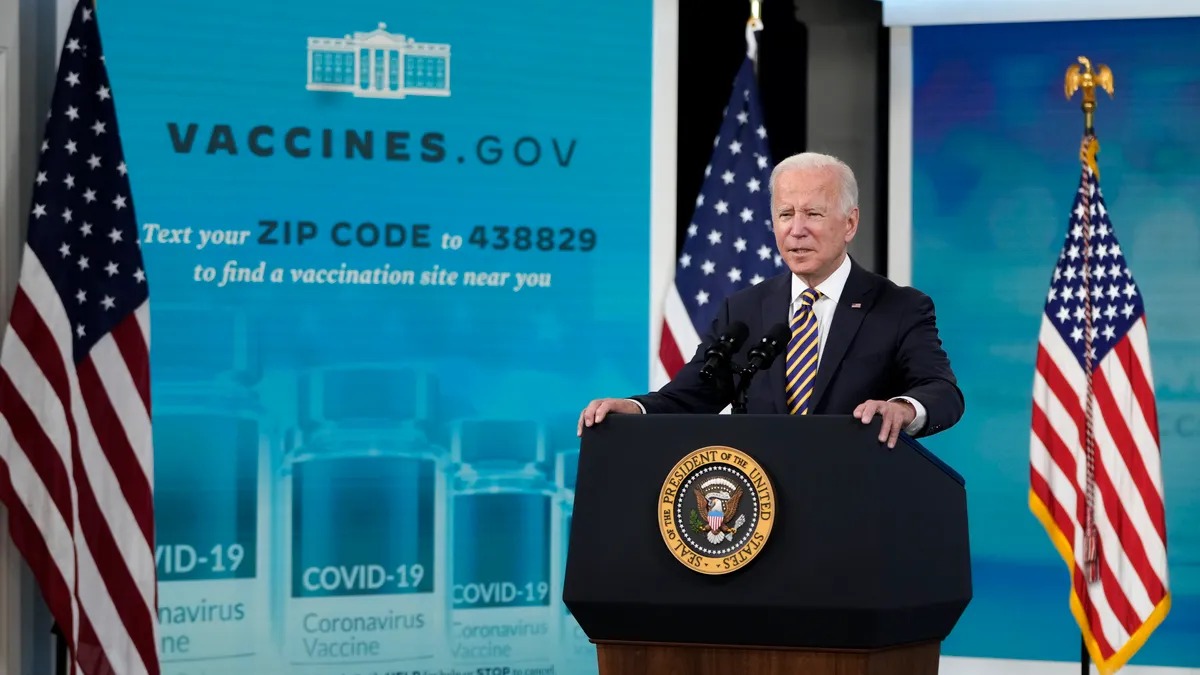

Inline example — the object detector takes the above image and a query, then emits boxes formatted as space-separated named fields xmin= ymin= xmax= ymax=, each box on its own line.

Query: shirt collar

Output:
xmin=791 ymin=253 xmax=851 ymax=305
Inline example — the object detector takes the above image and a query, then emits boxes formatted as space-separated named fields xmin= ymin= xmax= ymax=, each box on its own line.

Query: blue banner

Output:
xmin=99 ymin=1 xmax=654 ymax=673
xmin=912 ymin=16 xmax=1200 ymax=669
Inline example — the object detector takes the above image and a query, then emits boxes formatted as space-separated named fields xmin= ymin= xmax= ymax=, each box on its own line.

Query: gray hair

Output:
xmin=768 ymin=152 xmax=859 ymax=217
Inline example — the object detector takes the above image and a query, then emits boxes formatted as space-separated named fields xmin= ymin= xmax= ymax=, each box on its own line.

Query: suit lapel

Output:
xmin=760 ymin=274 xmax=792 ymax=414
xmin=810 ymin=260 xmax=879 ymax=410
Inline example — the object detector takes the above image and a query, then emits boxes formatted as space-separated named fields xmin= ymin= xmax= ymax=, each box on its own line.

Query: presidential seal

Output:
xmin=657 ymin=445 xmax=775 ymax=575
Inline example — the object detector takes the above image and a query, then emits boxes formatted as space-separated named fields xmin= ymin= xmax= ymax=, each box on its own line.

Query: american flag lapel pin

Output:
xmin=850 ymin=303 xmax=862 ymax=309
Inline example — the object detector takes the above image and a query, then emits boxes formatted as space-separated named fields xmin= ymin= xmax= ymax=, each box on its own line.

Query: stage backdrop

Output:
xmin=911 ymin=16 xmax=1200 ymax=670
xmin=98 ymin=1 xmax=656 ymax=673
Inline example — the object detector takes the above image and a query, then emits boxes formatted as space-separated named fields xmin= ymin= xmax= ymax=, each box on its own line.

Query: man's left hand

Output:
xmin=853 ymin=399 xmax=915 ymax=449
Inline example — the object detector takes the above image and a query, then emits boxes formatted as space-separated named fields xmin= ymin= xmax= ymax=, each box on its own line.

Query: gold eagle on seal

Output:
xmin=694 ymin=486 xmax=743 ymax=535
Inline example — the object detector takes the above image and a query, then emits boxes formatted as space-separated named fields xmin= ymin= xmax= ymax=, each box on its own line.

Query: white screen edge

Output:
xmin=649 ymin=0 xmax=679 ymax=385
xmin=887 ymin=25 xmax=913 ymax=288
xmin=881 ymin=0 xmax=1200 ymax=27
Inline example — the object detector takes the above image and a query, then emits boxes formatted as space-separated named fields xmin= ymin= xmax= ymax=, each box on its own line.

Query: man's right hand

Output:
xmin=577 ymin=398 xmax=643 ymax=436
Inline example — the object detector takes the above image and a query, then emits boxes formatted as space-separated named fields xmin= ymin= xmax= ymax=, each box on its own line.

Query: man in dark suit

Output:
xmin=578 ymin=152 xmax=963 ymax=447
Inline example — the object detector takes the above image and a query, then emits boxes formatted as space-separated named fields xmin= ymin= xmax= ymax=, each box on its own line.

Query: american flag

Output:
xmin=1029 ymin=136 xmax=1170 ymax=675
xmin=654 ymin=50 xmax=779 ymax=386
xmin=0 ymin=2 xmax=160 ymax=675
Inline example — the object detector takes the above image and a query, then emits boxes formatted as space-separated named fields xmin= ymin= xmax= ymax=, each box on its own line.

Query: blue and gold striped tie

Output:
xmin=785 ymin=288 xmax=821 ymax=415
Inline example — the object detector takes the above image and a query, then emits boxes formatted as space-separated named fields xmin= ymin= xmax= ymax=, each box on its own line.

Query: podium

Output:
xmin=562 ymin=414 xmax=971 ymax=675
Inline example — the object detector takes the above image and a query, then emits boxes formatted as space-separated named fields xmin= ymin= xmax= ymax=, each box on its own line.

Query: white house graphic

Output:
xmin=306 ymin=22 xmax=450 ymax=99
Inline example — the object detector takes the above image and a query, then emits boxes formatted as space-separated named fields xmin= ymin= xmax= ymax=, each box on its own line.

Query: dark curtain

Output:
xmin=676 ymin=0 xmax=808 ymax=254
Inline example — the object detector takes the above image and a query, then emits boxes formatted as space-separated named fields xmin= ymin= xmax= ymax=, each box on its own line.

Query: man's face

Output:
xmin=771 ymin=167 xmax=859 ymax=281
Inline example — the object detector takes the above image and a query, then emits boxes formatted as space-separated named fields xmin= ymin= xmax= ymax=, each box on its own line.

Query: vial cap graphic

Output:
xmin=544 ymin=411 xmax=583 ymax=458
xmin=151 ymin=304 xmax=260 ymax=384
xmin=452 ymin=419 xmax=544 ymax=466
xmin=556 ymin=448 xmax=579 ymax=492
xmin=300 ymin=366 xmax=437 ymax=429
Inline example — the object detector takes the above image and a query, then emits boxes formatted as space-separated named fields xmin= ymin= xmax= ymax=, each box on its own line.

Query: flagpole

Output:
xmin=747 ymin=0 xmax=763 ymax=72
xmin=1064 ymin=54 xmax=1114 ymax=675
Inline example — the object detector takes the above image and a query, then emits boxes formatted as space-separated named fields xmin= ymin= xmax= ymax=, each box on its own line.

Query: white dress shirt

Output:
xmin=789 ymin=254 xmax=927 ymax=435
xmin=630 ymin=254 xmax=928 ymax=435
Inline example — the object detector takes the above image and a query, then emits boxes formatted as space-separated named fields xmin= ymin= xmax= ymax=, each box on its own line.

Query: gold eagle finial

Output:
xmin=1065 ymin=56 xmax=1114 ymax=133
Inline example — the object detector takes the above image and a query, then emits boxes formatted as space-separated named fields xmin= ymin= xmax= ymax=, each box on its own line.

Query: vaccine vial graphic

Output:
xmin=152 ymin=307 xmax=270 ymax=675
xmin=279 ymin=366 xmax=449 ymax=673
xmin=554 ymin=447 xmax=597 ymax=674
xmin=450 ymin=419 xmax=557 ymax=670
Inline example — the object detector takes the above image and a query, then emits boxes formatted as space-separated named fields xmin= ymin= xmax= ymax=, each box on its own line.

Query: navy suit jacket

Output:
xmin=632 ymin=259 xmax=964 ymax=437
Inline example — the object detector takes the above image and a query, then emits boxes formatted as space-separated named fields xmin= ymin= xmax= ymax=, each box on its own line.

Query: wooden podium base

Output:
xmin=594 ymin=640 xmax=941 ymax=675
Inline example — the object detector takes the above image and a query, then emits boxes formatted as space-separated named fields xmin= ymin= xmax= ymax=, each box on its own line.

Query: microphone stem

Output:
xmin=731 ymin=362 xmax=755 ymax=415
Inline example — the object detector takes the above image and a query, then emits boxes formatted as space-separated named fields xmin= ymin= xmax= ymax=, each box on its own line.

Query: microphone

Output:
xmin=700 ymin=321 xmax=749 ymax=380
xmin=745 ymin=323 xmax=792 ymax=373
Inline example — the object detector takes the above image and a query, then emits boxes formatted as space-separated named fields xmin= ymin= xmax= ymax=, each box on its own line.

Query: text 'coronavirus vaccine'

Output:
xmin=450 ymin=418 xmax=556 ymax=672
xmin=153 ymin=307 xmax=270 ymax=675
xmin=278 ymin=366 xmax=449 ymax=674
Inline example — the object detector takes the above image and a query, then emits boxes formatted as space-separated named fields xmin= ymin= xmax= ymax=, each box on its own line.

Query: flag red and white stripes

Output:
xmin=707 ymin=512 xmax=724 ymax=533
xmin=0 ymin=2 xmax=160 ymax=675
xmin=1029 ymin=136 xmax=1170 ymax=675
